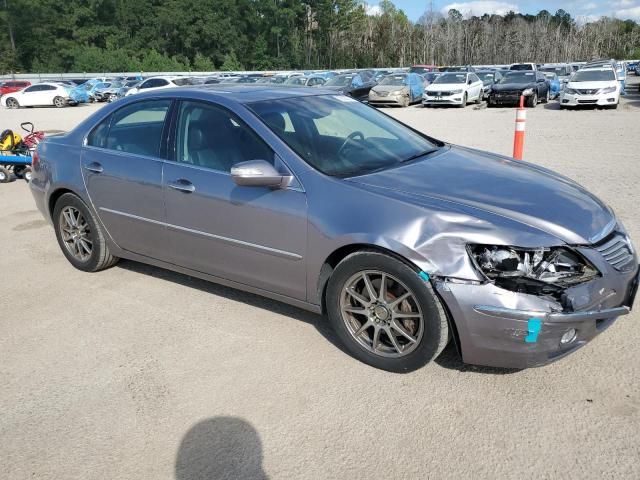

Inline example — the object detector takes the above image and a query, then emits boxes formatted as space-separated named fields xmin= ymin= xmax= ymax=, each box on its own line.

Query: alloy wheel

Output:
xmin=59 ymin=206 xmax=93 ymax=262
xmin=339 ymin=270 xmax=424 ymax=358
xmin=6 ymin=98 xmax=18 ymax=108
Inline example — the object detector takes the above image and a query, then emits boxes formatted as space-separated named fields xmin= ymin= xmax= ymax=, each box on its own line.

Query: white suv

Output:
xmin=560 ymin=67 xmax=620 ymax=109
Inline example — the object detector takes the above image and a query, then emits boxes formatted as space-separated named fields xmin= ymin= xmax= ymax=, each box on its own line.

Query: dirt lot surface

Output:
xmin=2 ymin=80 xmax=639 ymax=479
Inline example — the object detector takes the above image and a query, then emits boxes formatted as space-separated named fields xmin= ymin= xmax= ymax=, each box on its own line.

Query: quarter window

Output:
xmin=175 ymin=101 xmax=273 ymax=172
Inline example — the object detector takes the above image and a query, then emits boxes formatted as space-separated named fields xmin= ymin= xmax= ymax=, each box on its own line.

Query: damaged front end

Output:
xmin=468 ymin=244 xmax=599 ymax=307
xmin=433 ymin=237 xmax=638 ymax=369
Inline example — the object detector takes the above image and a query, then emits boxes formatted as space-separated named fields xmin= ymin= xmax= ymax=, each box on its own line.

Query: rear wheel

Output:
xmin=13 ymin=166 xmax=26 ymax=178
xmin=0 ymin=166 xmax=10 ymax=183
xmin=5 ymin=97 xmax=19 ymax=109
xmin=53 ymin=96 xmax=66 ymax=108
xmin=53 ymin=193 xmax=119 ymax=272
xmin=326 ymin=251 xmax=449 ymax=372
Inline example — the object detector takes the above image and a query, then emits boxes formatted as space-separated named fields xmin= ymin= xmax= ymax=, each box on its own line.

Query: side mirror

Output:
xmin=467 ymin=79 xmax=472 ymax=85
xmin=231 ymin=160 xmax=292 ymax=188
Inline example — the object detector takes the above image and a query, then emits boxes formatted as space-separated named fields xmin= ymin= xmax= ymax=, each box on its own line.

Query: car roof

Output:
xmin=144 ymin=84 xmax=341 ymax=103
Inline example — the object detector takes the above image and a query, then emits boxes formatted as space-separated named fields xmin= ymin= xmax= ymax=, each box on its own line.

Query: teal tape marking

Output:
xmin=525 ymin=318 xmax=542 ymax=343
xmin=418 ymin=271 xmax=430 ymax=282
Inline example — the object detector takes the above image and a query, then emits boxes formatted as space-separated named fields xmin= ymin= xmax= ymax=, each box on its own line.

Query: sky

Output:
xmin=364 ymin=1 xmax=640 ymax=22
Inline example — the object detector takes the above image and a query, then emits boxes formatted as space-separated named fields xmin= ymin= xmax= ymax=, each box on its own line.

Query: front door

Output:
xmin=81 ymin=99 xmax=172 ymax=260
xmin=163 ymin=100 xmax=308 ymax=300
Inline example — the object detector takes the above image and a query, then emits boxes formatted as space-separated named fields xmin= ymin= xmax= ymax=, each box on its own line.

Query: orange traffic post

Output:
xmin=512 ymin=95 xmax=526 ymax=160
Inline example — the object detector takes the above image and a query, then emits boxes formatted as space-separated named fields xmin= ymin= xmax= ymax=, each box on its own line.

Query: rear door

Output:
xmin=81 ymin=99 xmax=172 ymax=259
xmin=162 ymin=100 xmax=308 ymax=300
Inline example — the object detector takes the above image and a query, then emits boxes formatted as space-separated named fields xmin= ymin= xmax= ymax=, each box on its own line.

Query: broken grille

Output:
xmin=594 ymin=233 xmax=635 ymax=272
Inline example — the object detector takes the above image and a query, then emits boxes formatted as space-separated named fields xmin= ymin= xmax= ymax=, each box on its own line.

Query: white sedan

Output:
xmin=1 ymin=82 xmax=71 ymax=108
xmin=560 ymin=67 xmax=620 ymax=109
xmin=125 ymin=76 xmax=184 ymax=96
xmin=423 ymin=72 xmax=484 ymax=107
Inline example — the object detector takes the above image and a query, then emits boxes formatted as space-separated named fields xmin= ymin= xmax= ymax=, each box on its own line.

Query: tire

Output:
xmin=542 ymin=89 xmax=549 ymax=104
xmin=53 ymin=96 xmax=66 ymax=108
xmin=0 ymin=166 xmax=10 ymax=183
xmin=13 ymin=165 xmax=26 ymax=178
xmin=325 ymin=251 xmax=449 ymax=373
xmin=527 ymin=92 xmax=538 ymax=108
xmin=459 ymin=93 xmax=467 ymax=108
xmin=5 ymin=97 xmax=19 ymax=109
xmin=22 ymin=166 xmax=32 ymax=183
xmin=53 ymin=193 xmax=119 ymax=272
xmin=401 ymin=95 xmax=409 ymax=108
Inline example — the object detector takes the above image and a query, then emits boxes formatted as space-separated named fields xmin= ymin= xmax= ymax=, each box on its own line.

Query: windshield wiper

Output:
xmin=400 ymin=148 xmax=439 ymax=163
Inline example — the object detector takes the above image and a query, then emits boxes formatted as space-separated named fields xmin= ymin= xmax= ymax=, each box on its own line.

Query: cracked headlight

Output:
xmin=469 ymin=245 xmax=599 ymax=296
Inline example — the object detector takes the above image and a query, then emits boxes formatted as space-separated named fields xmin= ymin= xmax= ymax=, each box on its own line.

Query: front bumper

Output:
xmin=488 ymin=92 xmax=523 ymax=105
xmin=423 ymin=94 xmax=465 ymax=105
xmin=436 ymin=251 xmax=639 ymax=369
xmin=369 ymin=93 xmax=406 ymax=106
xmin=560 ymin=92 xmax=618 ymax=106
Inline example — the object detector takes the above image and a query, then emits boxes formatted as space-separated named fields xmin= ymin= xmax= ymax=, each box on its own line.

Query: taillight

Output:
xmin=31 ymin=150 xmax=40 ymax=169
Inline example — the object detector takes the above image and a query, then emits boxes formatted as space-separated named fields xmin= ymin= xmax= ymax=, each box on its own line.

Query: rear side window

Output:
xmin=86 ymin=100 xmax=171 ymax=156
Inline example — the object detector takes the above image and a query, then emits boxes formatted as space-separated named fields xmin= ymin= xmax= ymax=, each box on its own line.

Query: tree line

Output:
xmin=2 ymin=0 xmax=640 ymax=74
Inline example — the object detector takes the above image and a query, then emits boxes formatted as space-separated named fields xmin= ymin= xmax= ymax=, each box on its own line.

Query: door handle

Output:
xmin=168 ymin=179 xmax=195 ymax=193
xmin=84 ymin=162 xmax=103 ymax=173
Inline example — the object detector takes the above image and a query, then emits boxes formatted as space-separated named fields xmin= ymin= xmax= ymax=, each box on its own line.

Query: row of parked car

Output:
xmin=0 ymin=59 xmax=633 ymax=110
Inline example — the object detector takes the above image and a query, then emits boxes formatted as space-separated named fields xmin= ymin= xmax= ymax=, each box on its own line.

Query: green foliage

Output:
xmin=220 ymin=51 xmax=243 ymax=71
xmin=0 ymin=0 xmax=639 ymax=74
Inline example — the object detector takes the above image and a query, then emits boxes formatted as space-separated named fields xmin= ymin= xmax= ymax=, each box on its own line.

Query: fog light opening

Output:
xmin=560 ymin=328 xmax=577 ymax=345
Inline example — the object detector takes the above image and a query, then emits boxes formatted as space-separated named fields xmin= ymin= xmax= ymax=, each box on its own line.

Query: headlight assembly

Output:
xmin=564 ymin=88 xmax=577 ymax=95
xmin=599 ymin=86 xmax=616 ymax=94
xmin=468 ymin=245 xmax=599 ymax=296
xmin=451 ymin=89 xmax=463 ymax=94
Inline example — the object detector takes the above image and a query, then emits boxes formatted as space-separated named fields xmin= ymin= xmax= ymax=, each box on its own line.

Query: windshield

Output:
xmin=543 ymin=73 xmax=557 ymax=80
xmin=573 ymin=70 xmax=616 ymax=82
xmin=285 ymin=77 xmax=305 ymax=85
xmin=379 ymin=75 xmax=407 ymax=86
xmin=325 ymin=75 xmax=354 ymax=87
xmin=249 ymin=95 xmax=438 ymax=177
xmin=510 ymin=64 xmax=534 ymax=71
xmin=540 ymin=66 xmax=568 ymax=75
xmin=433 ymin=73 xmax=466 ymax=84
xmin=499 ymin=72 xmax=536 ymax=84
xmin=126 ymin=81 xmax=140 ymax=87
xmin=477 ymin=72 xmax=495 ymax=82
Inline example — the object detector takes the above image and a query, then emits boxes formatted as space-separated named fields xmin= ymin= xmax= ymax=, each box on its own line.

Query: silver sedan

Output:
xmin=30 ymin=86 xmax=638 ymax=372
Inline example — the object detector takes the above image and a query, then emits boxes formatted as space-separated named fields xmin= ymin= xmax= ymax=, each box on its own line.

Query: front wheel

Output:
xmin=326 ymin=251 xmax=449 ymax=372
xmin=527 ymin=92 xmax=538 ymax=108
xmin=22 ymin=166 xmax=32 ymax=182
xmin=542 ymin=89 xmax=550 ymax=103
xmin=53 ymin=193 xmax=119 ymax=272
xmin=459 ymin=93 xmax=467 ymax=108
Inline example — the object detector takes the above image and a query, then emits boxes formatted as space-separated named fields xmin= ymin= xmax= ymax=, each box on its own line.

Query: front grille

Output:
xmin=576 ymin=89 xmax=598 ymax=95
xmin=594 ymin=232 xmax=635 ymax=272
xmin=427 ymin=91 xmax=451 ymax=97
xmin=578 ymin=100 xmax=597 ymax=104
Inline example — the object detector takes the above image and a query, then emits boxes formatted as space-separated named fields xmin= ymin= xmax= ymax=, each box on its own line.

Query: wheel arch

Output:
xmin=316 ymin=243 xmax=462 ymax=357
xmin=48 ymin=187 xmax=77 ymax=221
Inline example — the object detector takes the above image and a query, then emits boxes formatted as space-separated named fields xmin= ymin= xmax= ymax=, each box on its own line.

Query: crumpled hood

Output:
xmin=347 ymin=146 xmax=614 ymax=245
xmin=491 ymin=82 xmax=536 ymax=92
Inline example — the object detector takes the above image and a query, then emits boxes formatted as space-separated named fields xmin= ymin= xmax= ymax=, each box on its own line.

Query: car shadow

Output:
xmin=118 ymin=259 xmax=517 ymax=374
xmin=175 ymin=417 xmax=268 ymax=480
xmin=543 ymin=102 xmax=561 ymax=110
xmin=116 ymin=260 xmax=347 ymax=357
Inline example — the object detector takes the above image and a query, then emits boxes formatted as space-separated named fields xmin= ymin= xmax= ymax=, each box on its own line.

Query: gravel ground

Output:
xmin=1 ymin=80 xmax=639 ymax=480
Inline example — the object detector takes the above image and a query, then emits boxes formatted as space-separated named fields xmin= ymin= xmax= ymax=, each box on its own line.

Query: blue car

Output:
xmin=542 ymin=72 xmax=561 ymax=99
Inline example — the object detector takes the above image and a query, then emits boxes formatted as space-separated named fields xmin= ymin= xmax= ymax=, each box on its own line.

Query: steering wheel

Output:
xmin=337 ymin=131 xmax=365 ymax=158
